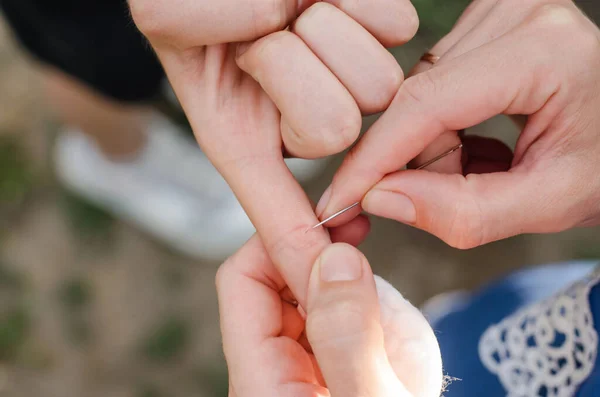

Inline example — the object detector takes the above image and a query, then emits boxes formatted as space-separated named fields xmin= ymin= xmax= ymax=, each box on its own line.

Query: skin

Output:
xmin=317 ymin=0 xmax=600 ymax=249
xmin=129 ymin=0 xmax=419 ymax=309
xmin=217 ymin=233 xmax=443 ymax=397
xmin=129 ymin=0 xmax=600 ymax=393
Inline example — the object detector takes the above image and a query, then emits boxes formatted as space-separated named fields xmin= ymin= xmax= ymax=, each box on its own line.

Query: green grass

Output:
xmin=58 ymin=278 xmax=93 ymax=345
xmin=195 ymin=365 xmax=229 ymax=397
xmin=0 ymin=260 xmax=25 ymax=291
xmin=59 ymin=278 xmax=92 ymax=312
xmin=59 ymin=190 xmax=115 ymax=242
xmin=574 ymin=241 xmax=600 ymax=260
xmin=141 ymin=317 xmax=190 ymax=362
xmin=0 ymin=307 xmax=31 ymax=361
xmin=413 ymin=0 xmax=471 ymax=36
xmin=160 ymin=264 xmax=186 ymax=291
xmin=0 ymin=136 xmax=34 ymax=208
xmin=137 ymin=383 xmax=163 ymax=397
xmin=0 ymin=258 xmax=31 ymax=362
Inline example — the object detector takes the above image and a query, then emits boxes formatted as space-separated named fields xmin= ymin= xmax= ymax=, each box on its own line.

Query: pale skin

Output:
xmin=128 ymin=0 xmax=600 ymax=394
xmin=319 ymin=0 xmax=600 ymax=249
xmin=129 ymin=0 xmax=419 ymax=310
xmin=218 ymin=233 xmax=443 ymax=397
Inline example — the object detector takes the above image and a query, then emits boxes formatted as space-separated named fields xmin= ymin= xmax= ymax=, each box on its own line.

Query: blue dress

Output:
xmin=427 ymin=261 xmax=600 ymax=396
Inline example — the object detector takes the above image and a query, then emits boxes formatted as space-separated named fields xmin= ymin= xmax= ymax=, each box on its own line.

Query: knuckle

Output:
xmin=378 ymin=1 xmax=419 ymax=46
xmin=298 ymin=2 xmax=335 ymax=22
xmin=251 ymin=0 xmax=291 ymax=37
xmin=399 ymin=72 xmax=437 ymax=108
xmin=251 ymin=31 xmax=295 ymax=69
xmin=528 ymin=3 xmax=579 ymax=36
xmin=282 ymin=102 xmax=360 ymax=157
xmin=129 ymin=0 xmax=167 ymax=39
xmin=572 ymin=24 xmax=600 ymax=62
xmin=292 ymin=3 xmax=335 ymax=37
xmin=395 ymin=3 xmax=420 ymax=44
xmin=286 ymin=106 xmax=361 ymax=157
xmin=525 ymin=3 xmax=600 ymax=78
xmin=363 ymin=66 xmax=404 ymax=113
xmin=325 ymin=110 xmax=362 ymax=154
xmin=215 ymin=259 xmax=235 ymax=291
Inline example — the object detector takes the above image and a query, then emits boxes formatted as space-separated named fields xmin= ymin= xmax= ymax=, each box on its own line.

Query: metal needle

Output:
xmin=310 ymin=143 xmax=463 ymax=229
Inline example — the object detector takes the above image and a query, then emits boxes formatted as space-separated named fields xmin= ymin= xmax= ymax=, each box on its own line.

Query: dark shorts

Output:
xmin=0 ymin=0 xmax=165 ymax=102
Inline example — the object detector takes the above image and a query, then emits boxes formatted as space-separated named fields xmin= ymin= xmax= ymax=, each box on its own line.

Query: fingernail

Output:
xmin=319 ymin=244 xmax=363 ymax=283
xmin=362 ymin=189 xmax=416 ymax=224
xmin=236 ymin=42 xmax=251 ymax=59
xmin=315 ymin=185 xmax=332 ymax=217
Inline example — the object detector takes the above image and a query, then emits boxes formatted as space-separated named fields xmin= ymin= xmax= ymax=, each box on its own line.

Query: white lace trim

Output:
xmin=479 ymin=265 xmax=600 ymax=397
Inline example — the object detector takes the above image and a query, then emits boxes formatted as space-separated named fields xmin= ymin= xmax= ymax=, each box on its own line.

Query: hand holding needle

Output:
xmin=310 ymin=143 xmax=463 ymax=229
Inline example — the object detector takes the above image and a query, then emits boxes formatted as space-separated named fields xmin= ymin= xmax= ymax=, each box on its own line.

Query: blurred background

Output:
xmin=0 ymin=1 xmax=599 ymax=396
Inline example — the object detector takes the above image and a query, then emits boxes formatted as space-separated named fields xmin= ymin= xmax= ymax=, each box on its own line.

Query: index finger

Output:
xmin=159 ymin=45 xmax=331 ymax=309
xmin=220 ymin=151 xmax=331 ymax=310
xmin=319 ymin=24 xmax=562 ymax=224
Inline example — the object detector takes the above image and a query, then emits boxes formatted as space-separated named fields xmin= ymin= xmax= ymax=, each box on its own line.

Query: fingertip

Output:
xmin=315 ymin=185 xmax=332 ymax=217
xmin=235 ymin=41 xmax=252 ymax=60
xmin=362 ymin=189 xmax=416 ymax=225
xmin=329 ymin=214 xmax=371 ymax=246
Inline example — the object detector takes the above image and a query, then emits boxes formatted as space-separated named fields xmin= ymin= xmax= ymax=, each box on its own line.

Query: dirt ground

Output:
xmin=1 ymin=7 xmax=599 ymax=397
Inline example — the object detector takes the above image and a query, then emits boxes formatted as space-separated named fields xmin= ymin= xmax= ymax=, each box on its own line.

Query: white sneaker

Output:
xmin=53 ymin=114 xmax=328 ymax=260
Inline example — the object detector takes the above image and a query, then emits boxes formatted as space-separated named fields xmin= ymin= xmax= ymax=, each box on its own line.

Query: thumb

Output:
xmin=306 ymin=244 xmax=435 ymax=397
xmin=362 ymin=166 xmax=583 ymax=249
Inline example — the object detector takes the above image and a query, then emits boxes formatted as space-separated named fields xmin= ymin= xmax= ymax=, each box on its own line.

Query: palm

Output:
xmin=163 ymin=44 xmax=283 ymax=170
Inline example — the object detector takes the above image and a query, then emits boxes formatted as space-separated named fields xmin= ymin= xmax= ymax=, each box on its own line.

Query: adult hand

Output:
xmin=317 ymin=0 xmax=600 ymax=249
xmin=129 ymin=0 xmax=418 ymax=307
xmin=217 ymin=234 xmax=443 ymax=397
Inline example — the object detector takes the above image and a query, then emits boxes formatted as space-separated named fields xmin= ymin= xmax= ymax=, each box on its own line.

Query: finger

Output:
xmin=408 ymin=131 xmax=463 ymax=174
xmin=217 ymin=236 xmax=286 ymax=364
xmin=407 ymin=53 xmax=461 ymax=175
xmin=323 ymin=0 xmax=419 ymax=47
xmin=237 ymin=31 xmax=362 ymax=158
xmin=408 ymin=0 xmax=499 ymax=77
xmin=165 ymin=45 xmax=331 ymax=310
xmin=329 ymin=214 xmax=371 ymax=246
xmin=305 ymin=244 xmax=412 ymax=397
xmin=362 ymin=157 xmax=588 ymax=249
xmin=281 ymin=214 xmax=372 ymax=338
xmin=435 ymin=0 xmax=553 ymax=65
xmin=217 ymin=236 xmax=325 ymax=396
xmin=310 ymin=0 xmax=496 ymax=218
xmin=409 ymin=1 xmax=552 ymax=173
xmin=281 ymin=300 xmax=305 ymax=340
xmin=130 ymin=0 xmax=317 ymax=48
xmin=293 ymin=3 xmax=403 ymax=114
xmin=220 ymin=150 xmax=331 ymax=310
xmin=406 ymin=0 xmax=501 ymax=174
xmin=319 ymin=22 xmax=565 ymax=226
